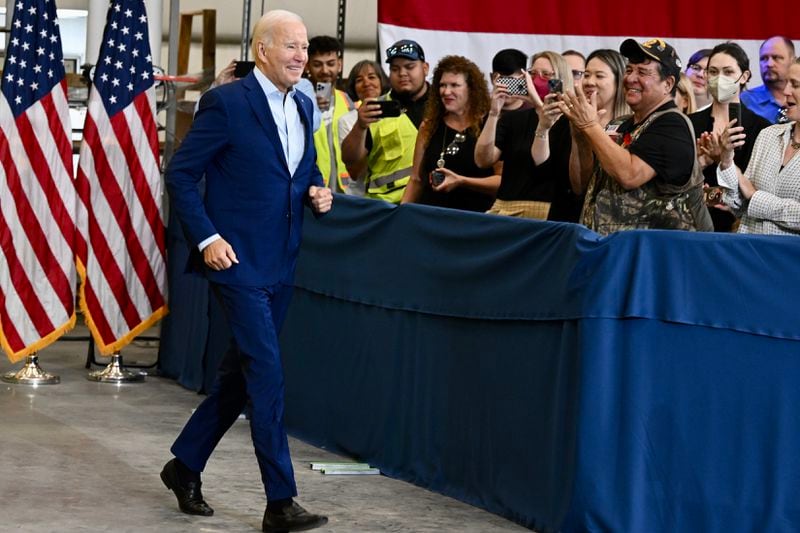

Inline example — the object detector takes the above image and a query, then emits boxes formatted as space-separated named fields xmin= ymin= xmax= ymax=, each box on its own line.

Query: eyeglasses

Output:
xmin=687 ymin=64 xmax=706 ymax=74
xmin=386 ymin=43 xmax=423 ymax=61
xmin=572 ymin=69 xmax=585 ymax=80
xmin=529 ymin=69 xmax=555 ymax=80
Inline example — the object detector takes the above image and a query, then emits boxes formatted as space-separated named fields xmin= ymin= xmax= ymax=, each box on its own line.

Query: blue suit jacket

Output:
xmin=166 ymin=71 xmax=324 ymax=287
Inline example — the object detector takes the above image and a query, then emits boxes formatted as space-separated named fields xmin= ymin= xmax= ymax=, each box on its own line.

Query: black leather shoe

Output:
xmin=160 ymin=459 xmax=214 ymax=516
xmin=262 ymin=501 xmax=328 ymax=532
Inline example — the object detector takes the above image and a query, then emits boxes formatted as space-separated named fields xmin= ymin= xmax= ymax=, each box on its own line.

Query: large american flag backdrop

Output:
xmin=0 ymin=0 xmax=78 ymax=363
xmin=75 ymin=0 xmax=167 ymax=355
xmin=378 ymin=1 xmax=798 ymax=86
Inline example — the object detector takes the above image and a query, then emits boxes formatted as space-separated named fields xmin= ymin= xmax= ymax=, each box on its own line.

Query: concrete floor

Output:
xmin=0 ymin=325 xmax=529 ymax=532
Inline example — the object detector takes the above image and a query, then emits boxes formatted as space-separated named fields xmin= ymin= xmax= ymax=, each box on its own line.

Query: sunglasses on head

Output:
xmin=386 ymin=43 xmax=422 ymax=60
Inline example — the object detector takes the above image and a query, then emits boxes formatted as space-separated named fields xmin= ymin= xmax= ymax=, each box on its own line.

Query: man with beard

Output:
xmin=341 ymin=39 xmax=430 ymax=203
xmin=741 ymin=36 xmax=796 ymax=123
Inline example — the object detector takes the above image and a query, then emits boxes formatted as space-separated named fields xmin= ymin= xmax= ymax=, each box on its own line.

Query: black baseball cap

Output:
xmin=620 ymin=38 xmax=682 ymax=79
xmin=385 ymin=40 xmax=425 ymax=63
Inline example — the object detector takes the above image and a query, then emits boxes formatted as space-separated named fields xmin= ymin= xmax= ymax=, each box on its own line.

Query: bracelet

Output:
xmin=488 ymin=111 xmax=500 ymax=117
xmin=534 ymin=130 xmax=548 ymax=140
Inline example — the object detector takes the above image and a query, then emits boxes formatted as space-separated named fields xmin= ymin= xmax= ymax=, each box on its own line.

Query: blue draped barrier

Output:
xmin=160 ymin=195 xmax=800 ymax=531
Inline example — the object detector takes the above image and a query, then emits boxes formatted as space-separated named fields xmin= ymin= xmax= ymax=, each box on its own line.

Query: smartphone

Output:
xmin=315 ymin=82 xmax=332 ymax=101
xmin=496 ymin=76 xmax=528 ymax=96
xmin=728 ymin=102 xmax=742 ymax=150
xmin=728 ymin=102 xmax=742 ymax=125
xmin=548 ymin=79 xmax=563 ymax=94
xmin=370 ymin=100 xmax=402 ymax=117
xmin=234 ymin=60 xmax=255 ymax=78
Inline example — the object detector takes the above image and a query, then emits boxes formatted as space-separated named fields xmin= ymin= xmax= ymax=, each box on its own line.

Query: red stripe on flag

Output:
xmin=134 ymin=93 xmax=161 ymax=168
xmin=79 ymin=116 xmax=154 ymax=331
xmin=16 ymin=110 xmax=77 ymax=259
xmin=0 ymin=203 xmax=56 ymax=338
xmin=100 ymin=113 xmax=164 ymax=312
xmin=22 ymin=96 xmax=80 ymax=253
xmin=0 ymin=282 xmax=26 ymax=353
xmin=114 ymin=95 xmax=165 ymax=255
xmin=0 ymin=125 xmax=74 ymax=316
xmin=43 ymin=83 xmax=75 ymax=181
xmin=378 ymin=0 xmax=796 ymax=40
xmin=82 ymin=277 xmax=117 ymax=344
xmin=73 ymin=164 xmax=90 ymax=264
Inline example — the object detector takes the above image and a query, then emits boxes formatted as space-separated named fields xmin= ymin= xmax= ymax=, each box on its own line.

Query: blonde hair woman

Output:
xmin=674 ymin=73 xmax=697 ymax=114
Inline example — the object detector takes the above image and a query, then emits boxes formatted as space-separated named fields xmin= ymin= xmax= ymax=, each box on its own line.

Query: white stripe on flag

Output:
xmin=378 ymin=23 xmax=767 ymax=86
xmin=0 ymin=92 xmax=74 ymax=354
xmin=81 ymin=93 xmax=161 ymax=324
xmin=24 ymin=99 xmax=77 ymax=264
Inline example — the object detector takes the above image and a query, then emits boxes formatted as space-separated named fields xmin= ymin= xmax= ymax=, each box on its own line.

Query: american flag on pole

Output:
xmin=76 ymin=0 xmax=167 ymax=355
xmin=0 ymin=0 xmax=78 ymax=363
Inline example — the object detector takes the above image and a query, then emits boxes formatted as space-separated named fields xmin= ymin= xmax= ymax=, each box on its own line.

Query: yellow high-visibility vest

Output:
xmin=365 ymin=95 xmax=417 ymax=204
xmin=313 ymin=89 xmax=355 ymax=193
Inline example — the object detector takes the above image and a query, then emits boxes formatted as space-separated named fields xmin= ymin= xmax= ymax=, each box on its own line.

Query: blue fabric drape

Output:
xmin=565 ymin=319 xmax=800 ymax=532
xmin=281 ymin=292 xmax=579 ymax=531
xmin=160 ymin=195 xmax=800 ymax=530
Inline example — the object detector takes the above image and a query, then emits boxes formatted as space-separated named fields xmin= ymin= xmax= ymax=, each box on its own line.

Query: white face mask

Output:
xmin=707 ymin=74 xmax=741 ymax=103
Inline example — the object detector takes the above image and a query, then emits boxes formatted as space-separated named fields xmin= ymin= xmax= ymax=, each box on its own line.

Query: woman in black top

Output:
xmin=474 ymin=51 xmax=574 ymax=220
xmin=691 ymin=42 xmax=771 ymax=231
xmin=402 ymin=55 xmax=499 ymax=212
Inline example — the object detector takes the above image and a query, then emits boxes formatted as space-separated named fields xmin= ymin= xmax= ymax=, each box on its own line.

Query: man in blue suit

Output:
xmin=162 ymin=10 xmax=331 ymax=533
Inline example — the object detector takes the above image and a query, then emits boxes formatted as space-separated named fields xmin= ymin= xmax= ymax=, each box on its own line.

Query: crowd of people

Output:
xmin=222 ymin=32 xmax=800 ymax=237
xmin=160 ymin=12 xmax=798 ymax=531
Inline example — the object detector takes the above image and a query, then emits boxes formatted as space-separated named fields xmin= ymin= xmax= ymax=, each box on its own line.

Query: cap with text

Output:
xmin=385 ymin=40 xmax=425 ymax=63
xmin=620 ymin=38 xmax=682 ymax=80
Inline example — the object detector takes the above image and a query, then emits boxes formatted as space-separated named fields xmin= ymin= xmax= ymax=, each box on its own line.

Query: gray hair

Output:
xmin=251 ymin=10 xmax=304 ymax=59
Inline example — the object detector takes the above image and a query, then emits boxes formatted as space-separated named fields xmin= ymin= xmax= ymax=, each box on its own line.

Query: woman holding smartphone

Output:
xmin=691 ymin=42 xmax=770 ymax=231
xmin=401 ymin=55 xmax=500 ymax=212
xmin=568 ymin=49 xmax=630 ymax=214
xmin=337 ymin=60 xmax=390 ymax=144
xmin=714 ymin=58 xmax=800 ymax=235
xmin=475 ymin=51 xmax=573 ymax=220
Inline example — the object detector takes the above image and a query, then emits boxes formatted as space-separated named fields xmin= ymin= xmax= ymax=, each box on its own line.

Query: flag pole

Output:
xmin=2 ymin=353 xmax=60 ymax=385
xmin=87 ymin=352 xmax=145 ymax=383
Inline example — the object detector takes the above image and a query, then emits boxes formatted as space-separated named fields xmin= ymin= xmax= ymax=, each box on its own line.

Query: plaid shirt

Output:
xmin=717 ymin=122 xmax=800 ymax=235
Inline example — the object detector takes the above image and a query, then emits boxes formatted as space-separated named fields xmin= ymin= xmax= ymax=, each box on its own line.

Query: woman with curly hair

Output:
xmin=401 ymin=55 xmax=500 ymax=211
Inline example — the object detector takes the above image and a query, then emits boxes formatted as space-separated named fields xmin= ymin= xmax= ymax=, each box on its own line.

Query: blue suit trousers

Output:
xmin=171 ymin=282 xmax=297 ymax=501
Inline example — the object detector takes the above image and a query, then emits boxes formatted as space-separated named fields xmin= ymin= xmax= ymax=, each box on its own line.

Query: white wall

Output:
xmin=0 ymin=0 xmax=379 ymax=76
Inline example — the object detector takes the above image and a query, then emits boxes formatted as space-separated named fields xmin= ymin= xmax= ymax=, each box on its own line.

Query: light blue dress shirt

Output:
xmin=198 ymin=69 xmax=310 ymax=252
xmin=253 ymin=67 xmax=305 ymax=177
